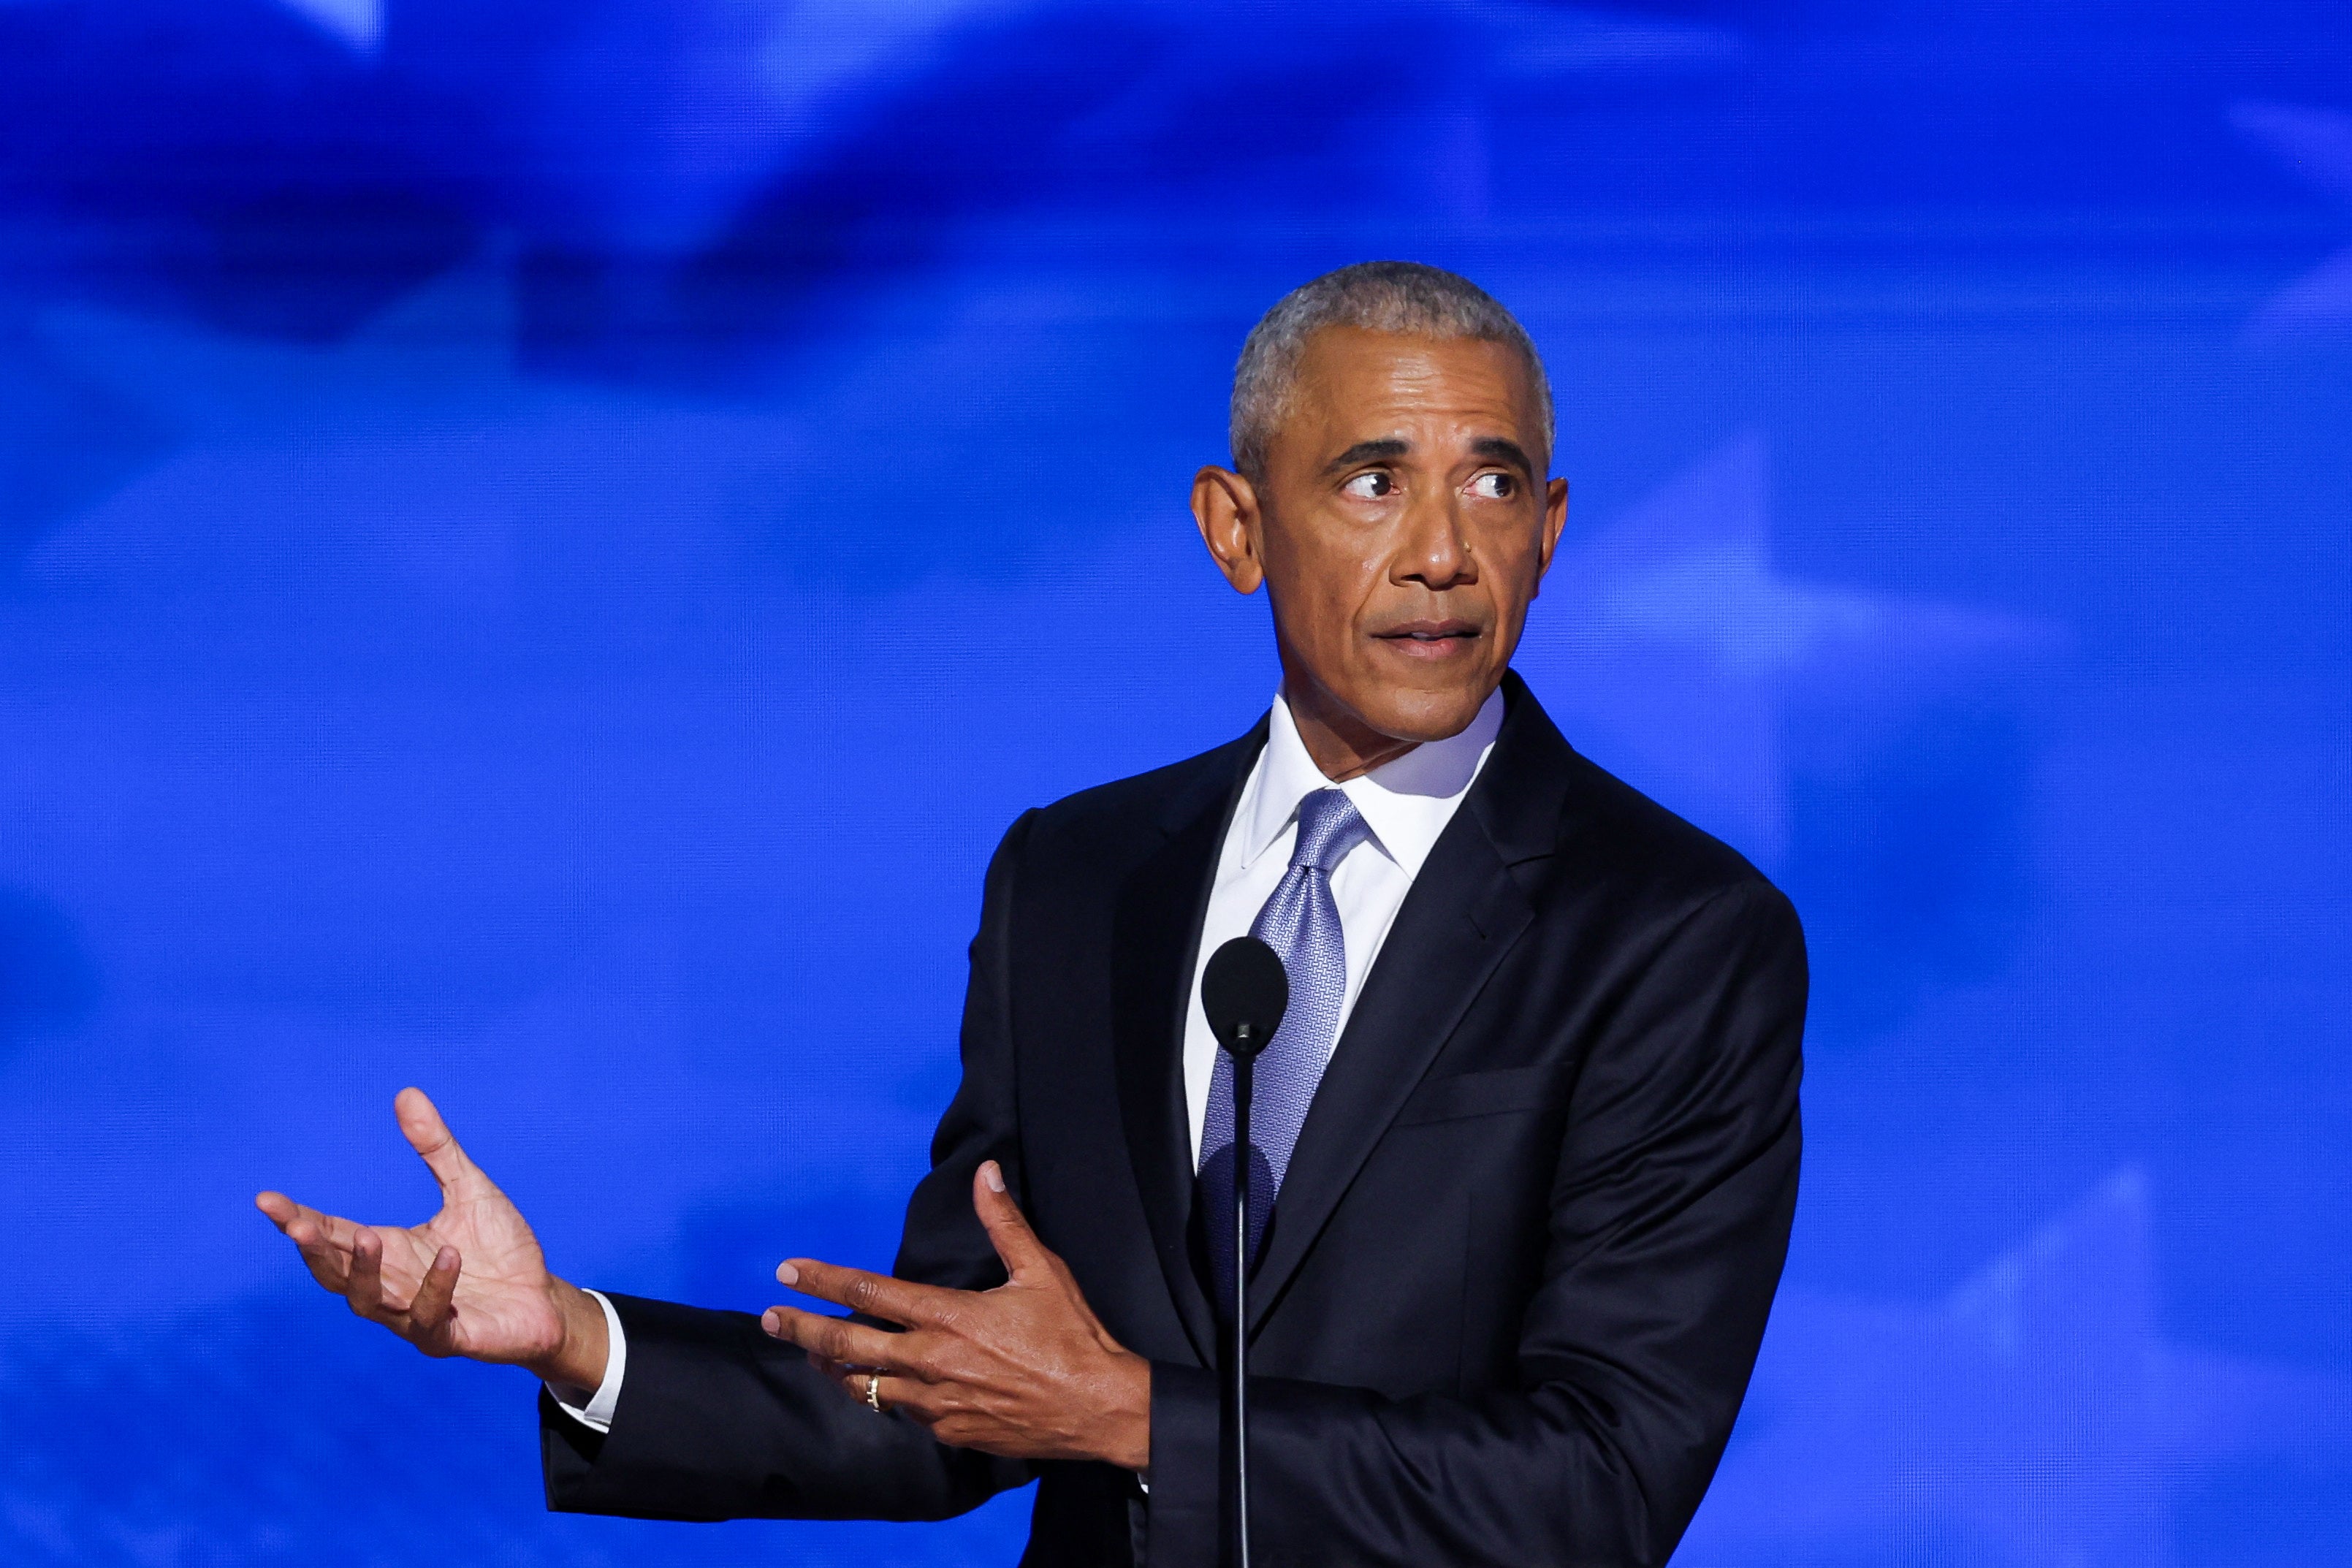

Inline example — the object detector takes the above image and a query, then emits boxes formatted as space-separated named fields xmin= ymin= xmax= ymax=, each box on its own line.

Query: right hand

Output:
xmin=256 ymin=1087 xmax=609 ymax=1390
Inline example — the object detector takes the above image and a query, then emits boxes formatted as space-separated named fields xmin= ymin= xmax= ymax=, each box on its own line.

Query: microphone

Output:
xmin=1199 ymin=936 xmax=1287 ymax=1568
xmin=1203 ymin=935 xmax=1287 ymax=1065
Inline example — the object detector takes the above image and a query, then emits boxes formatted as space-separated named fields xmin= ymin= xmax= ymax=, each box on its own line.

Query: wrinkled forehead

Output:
xmin=1276 ymin=328 xmax=1546 ymax=461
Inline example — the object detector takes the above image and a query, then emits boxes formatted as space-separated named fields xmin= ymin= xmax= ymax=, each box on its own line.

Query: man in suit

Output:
xmin=257 ymin=261 xmax=1805 ymax=1567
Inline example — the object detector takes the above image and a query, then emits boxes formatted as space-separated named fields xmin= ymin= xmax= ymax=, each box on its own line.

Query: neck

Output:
xmin=1280 ymin=674 xmax=1421 ymax=784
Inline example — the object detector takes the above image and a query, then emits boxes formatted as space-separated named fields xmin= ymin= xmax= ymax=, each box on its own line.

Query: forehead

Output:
xmin=1279 ymin=327 xmax=1537 ymax=450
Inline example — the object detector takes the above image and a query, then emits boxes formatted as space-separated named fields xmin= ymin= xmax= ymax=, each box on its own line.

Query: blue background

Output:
xmin=3 ymin=1 xmax=2349 ymax=1562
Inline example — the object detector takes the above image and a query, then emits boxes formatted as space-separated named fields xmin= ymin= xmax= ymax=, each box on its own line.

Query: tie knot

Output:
xmin=1289 ymin=788 xmax=1371 ymax=875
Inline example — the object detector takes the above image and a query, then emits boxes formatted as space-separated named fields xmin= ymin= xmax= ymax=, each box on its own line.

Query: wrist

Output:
xmin=528 ymin=1279 xmax=610 ymax=1393
xmin=1094 ymin=1351 xmax=1152 ymax=1472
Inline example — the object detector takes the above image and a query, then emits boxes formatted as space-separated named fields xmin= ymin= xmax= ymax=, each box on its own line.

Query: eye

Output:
xmin=1466 ymin=471 xmax=1518 ymax=501
xmin=1340 ymin=470 xmax=1396 ymax=500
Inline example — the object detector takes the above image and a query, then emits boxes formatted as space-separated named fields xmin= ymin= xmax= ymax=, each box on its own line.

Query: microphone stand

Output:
xmin=1200 ymin=935 xmax=1282 ymax=1568
xmin=1229 ymin=1028 xmax=1255 ymax=1568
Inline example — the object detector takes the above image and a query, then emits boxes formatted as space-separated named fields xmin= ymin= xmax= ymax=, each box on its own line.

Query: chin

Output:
xmin=1366 ymin=682 xmax=1491 ymax=744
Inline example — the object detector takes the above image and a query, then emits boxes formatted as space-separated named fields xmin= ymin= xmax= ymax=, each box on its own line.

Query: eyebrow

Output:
xmin=1320 ymin=435 xmax=1537 ymax=477
xmin=1320 ymin=438 xmax=1410 ymax=476
xmin=1470 ymin=436 xmax=1536 ymax=474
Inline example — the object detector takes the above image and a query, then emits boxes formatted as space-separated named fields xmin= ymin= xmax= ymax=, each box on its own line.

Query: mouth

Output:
xmin=1371 ymin=620 xmax=1483 ymax=659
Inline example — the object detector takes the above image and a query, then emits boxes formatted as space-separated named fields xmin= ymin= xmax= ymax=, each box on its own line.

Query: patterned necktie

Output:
xmin=1200 ymin=786 xmax=1373 ymax=1305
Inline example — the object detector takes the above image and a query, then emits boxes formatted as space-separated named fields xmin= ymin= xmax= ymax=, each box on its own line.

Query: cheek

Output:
xmin=1477 ymin=526 xmax=1546 ymax=591
xmin=1269 ymin=543 xmax=1379 ymax=636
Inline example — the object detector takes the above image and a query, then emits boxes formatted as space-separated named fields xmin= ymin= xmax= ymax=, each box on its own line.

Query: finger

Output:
xmin=761 ymin=1306 xmax=921 ymax=1374
xmin=256 ymin=1191 xmax=343 ymax=1249
xmin=346 ymin=1226 xmax=395 ymax=1324
xmin=256 ymin=1191 xmax=332 ymax=1249
xmin=291 ymin=1226 xmax=357 ymax=1293
xmin=258 ymin=1195 xmax=361 ymax=1289
xmin=826 ymin=1366 xmax=937 ymax=1422
xmin=809 ymin=1355 xmax=903 ymax=1395
xmin=804 ymin=1352 xmax=880 ymax=1387
xmin=777 ymin=1257 xmax=950 ymax=1331
xmin=408 ymin=1245 xmax=463 ymax=1355
xmin=394 ymin=1087 xmax=487 ymax=1198
xmin=971 ymin=1161 xmax=1049 ymax=1280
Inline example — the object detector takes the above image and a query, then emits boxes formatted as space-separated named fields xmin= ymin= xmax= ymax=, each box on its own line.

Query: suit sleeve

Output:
xmin=541 ymin=811 xmax=1042 ymax=1522
xmin=1146 ymin=878 xmax=1806 ymax=1568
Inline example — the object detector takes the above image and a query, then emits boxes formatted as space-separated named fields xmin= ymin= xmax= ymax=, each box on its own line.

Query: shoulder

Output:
xmin=1494 ymin=680 xmax=1796 ymax=940
xmin=1001 ymin=720 xmax=1263 ymax=865
xmin=1567 ymin=752 xmax=1772 ymax=900
xmin=1564 ymin=751 xmax=1802 ymax=957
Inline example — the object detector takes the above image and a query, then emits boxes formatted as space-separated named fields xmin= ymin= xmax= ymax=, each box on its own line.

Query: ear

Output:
xmin=1192 ymin=465 xmax=1266 ymax=595
xmin=1531 ymin=476 xmax=1569 ymax=597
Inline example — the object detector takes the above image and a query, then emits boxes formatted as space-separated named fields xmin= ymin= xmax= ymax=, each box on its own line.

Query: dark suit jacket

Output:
xmin=542 ymin=671 xmax=1805 ymax=1567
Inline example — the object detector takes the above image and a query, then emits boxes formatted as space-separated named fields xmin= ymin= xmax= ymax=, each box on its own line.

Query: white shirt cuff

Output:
xmin=547 ymin=1287 xmax=627 ymax=1434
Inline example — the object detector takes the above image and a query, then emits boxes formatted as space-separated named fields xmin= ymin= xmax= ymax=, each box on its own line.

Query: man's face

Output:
xmin=1200 ymin=327 xmax=1568 ymax=750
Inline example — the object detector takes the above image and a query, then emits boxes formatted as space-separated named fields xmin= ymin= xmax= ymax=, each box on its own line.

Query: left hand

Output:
xmin=761 ymin=1161 xmax=1152 ymax=1472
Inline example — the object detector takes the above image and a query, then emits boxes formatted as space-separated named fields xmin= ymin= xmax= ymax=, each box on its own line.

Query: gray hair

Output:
xmin=1229 ymin=261 xmax=1554 ymax=482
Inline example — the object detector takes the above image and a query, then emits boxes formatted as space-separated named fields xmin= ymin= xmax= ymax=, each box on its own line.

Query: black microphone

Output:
xmin=1199 ymin=936 xmax=1287 ymax=1568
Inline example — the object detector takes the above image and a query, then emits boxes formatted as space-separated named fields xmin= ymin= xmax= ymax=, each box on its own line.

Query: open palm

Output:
xmin=257 ymin=1088 xmax=567 ymax=1366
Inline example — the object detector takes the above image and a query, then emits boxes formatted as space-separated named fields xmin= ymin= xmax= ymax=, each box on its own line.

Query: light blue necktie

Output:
xmin=1200 ymin=786 xmax=1372 ymax=1304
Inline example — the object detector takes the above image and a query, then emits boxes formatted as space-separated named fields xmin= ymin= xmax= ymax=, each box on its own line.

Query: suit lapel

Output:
xmin=1246 ymin=674 xmax=1569 ymax=1333
xmin=1108 ymin=721 xmax=1264 ymax=1365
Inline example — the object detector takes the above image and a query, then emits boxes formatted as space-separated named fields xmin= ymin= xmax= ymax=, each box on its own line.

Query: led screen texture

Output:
xmin=1 ymin=1 xmax=2348 ymax=1564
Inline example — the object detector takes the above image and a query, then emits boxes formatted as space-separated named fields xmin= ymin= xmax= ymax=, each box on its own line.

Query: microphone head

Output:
xmin=1202 ymin=936 xmax=1288 ymax=1060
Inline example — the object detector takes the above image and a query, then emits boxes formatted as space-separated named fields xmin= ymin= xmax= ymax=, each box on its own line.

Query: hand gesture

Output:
xmin=761 ymin=1161 xmax=1151 ymax=1471
xmin=255 ymin=1088 xmax=607 ymax=1389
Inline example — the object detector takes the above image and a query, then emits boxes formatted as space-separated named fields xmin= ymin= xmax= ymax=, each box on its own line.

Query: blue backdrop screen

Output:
xmin=3 ymin=1 xmax=2349 ymax=1563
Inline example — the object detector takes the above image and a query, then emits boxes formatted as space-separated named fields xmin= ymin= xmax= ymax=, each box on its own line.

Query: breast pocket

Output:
xmin=1390 ymin=1065 xmax=1558 ymax=1128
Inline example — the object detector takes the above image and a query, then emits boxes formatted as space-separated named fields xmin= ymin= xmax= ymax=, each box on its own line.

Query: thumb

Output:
xmin=972 ymin=1161 xmax=1046 ymax=1281
xmin=395 ymin=1087 xmax=487 ymax=1196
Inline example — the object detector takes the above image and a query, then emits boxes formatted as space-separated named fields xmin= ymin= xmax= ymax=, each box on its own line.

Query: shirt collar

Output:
xmin=1236 ymin=685 xmax=1505 ymax=880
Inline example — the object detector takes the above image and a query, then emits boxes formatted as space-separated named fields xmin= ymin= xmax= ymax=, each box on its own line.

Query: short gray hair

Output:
xmin=1229 ymin=261 xmax=1554 ymax=482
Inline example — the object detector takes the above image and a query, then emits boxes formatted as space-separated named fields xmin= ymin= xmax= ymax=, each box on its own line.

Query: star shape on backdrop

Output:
xmin=1681 ymin=1169 xmax=2352 ymax=1567
xmin=1512 ymin=433 xmax=2062 ymax=866
xmin=2230 ymin=101 xmax=2352 ymax=339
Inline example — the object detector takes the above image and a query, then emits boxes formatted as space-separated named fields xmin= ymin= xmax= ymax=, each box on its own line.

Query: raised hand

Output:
xmin=256 ymin=1088 xmax=609 ymax=1390
xmin=760 ymin=1161 xmax=1152 ymax=1471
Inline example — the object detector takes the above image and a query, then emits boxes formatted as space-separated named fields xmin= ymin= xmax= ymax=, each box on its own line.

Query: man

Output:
xmin=258 ymin=262 xmax=1805 ymax=1567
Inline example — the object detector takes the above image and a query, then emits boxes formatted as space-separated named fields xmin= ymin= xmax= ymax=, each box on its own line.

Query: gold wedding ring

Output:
xmin=863 ymin=1371 xmax=883 ymax=1412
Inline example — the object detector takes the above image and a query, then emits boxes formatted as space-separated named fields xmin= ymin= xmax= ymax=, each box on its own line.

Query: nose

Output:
xmin=1395 ymin=486 xmax=1476 ymax=591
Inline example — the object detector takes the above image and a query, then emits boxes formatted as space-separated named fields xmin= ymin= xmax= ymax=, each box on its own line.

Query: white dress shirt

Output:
xmin=1178 ymin=688 xmax=1504 ymax=1166
xmin=553 ymin=688 xmax=1504 ymax=1434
